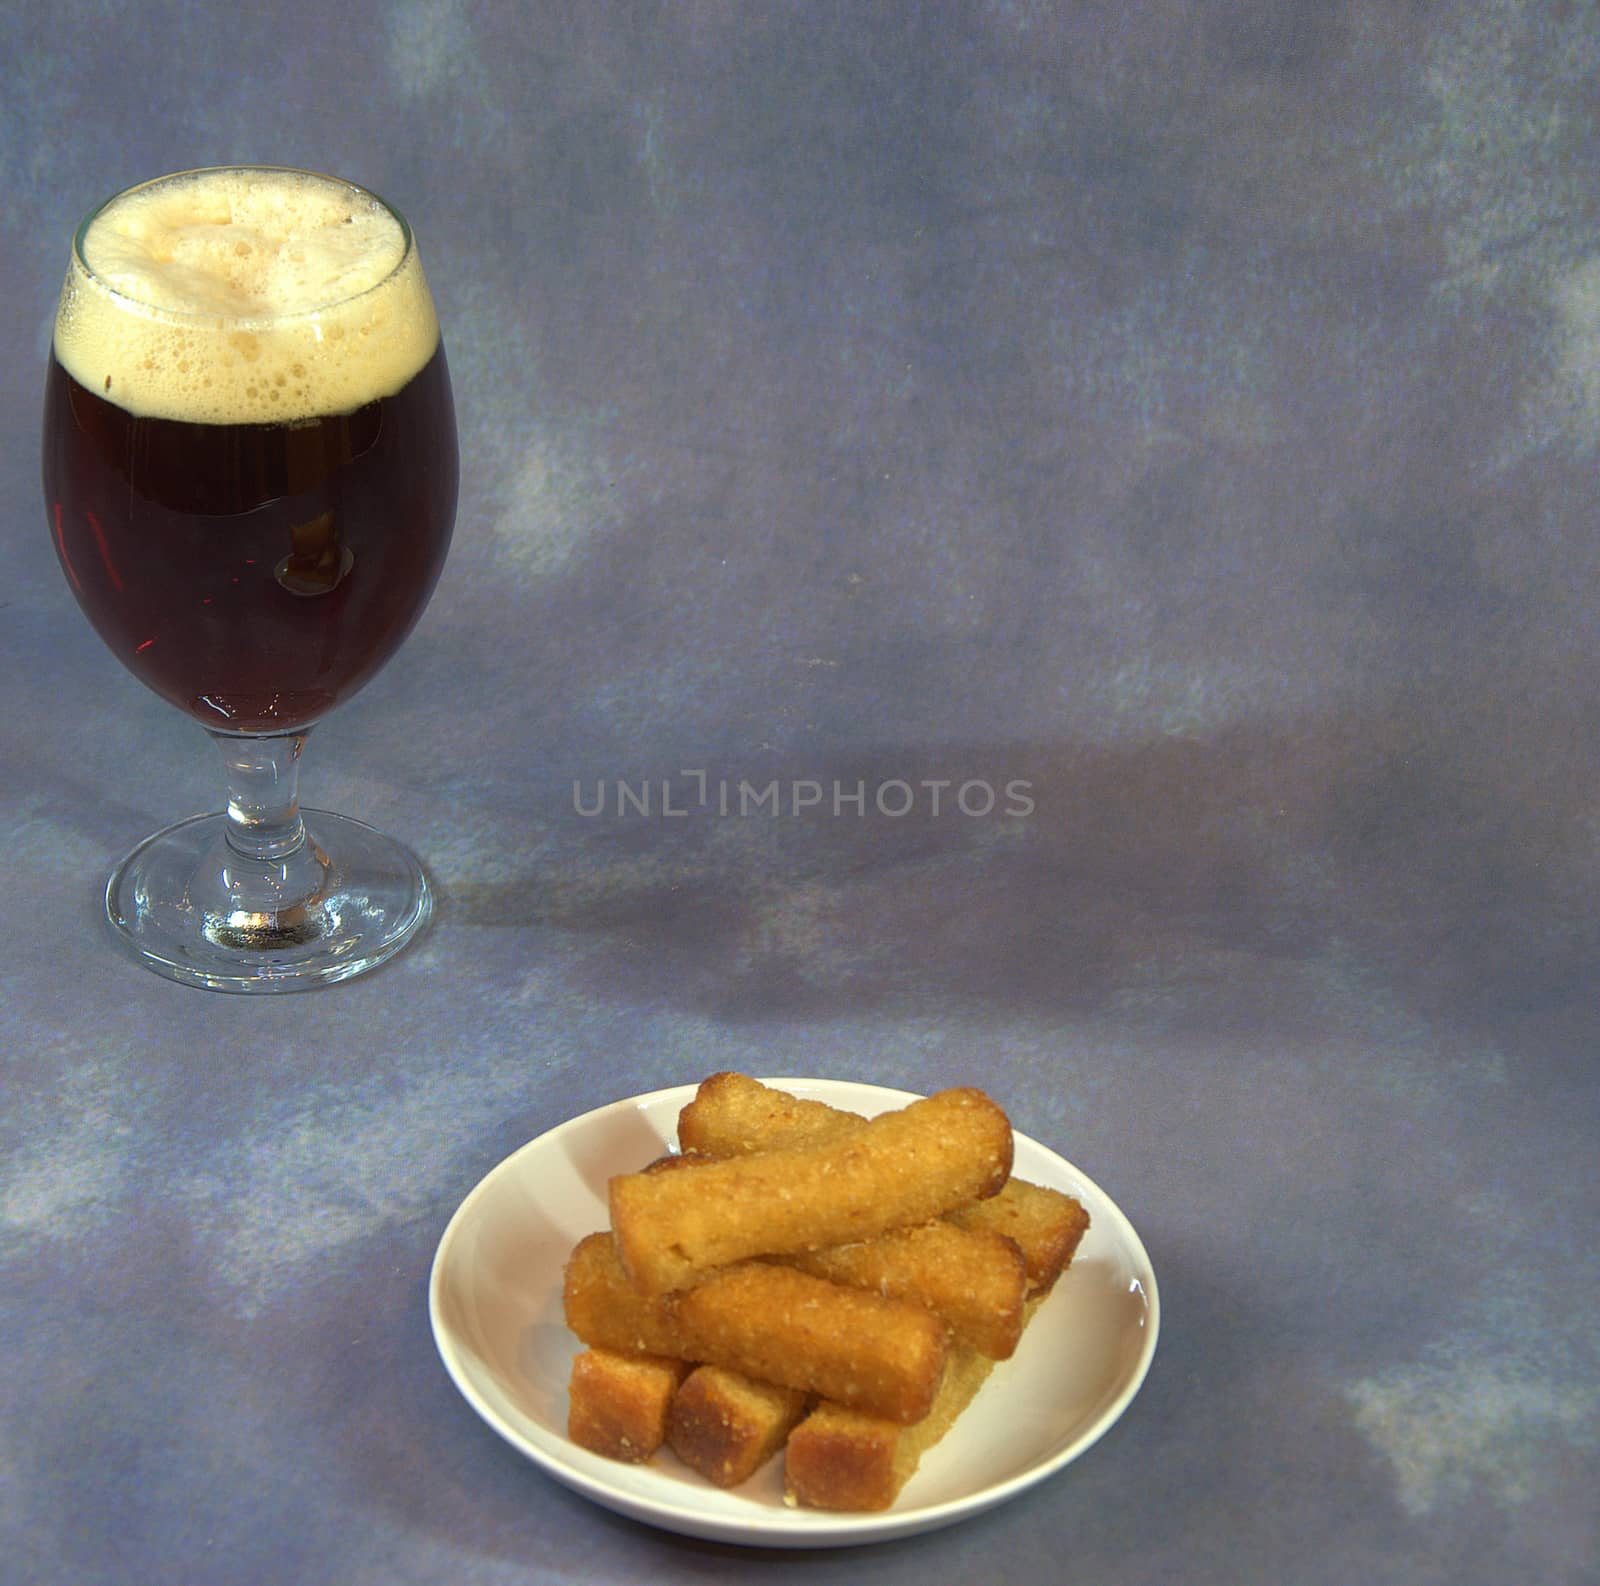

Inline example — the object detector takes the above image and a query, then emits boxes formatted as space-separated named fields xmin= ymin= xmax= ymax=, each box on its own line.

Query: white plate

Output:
xmin=428 ymin=1079 xmax=1160 ymax=1548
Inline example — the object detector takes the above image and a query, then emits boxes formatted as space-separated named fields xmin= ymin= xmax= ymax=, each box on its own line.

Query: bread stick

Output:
xmin=780 ymin=1220 xmax=1028 ymax=1360
xmin=563 ymin=1232 xmax=948 ymax=1423
xmin=567 ymin=1348 xmax=690 ymax=1462
xmin=610 ymin=1087 xmax=1012 ymax=1296
xmin=634 ymin=1145 xmax=1028 ymax=1356
xmin=784 ymin=1295 xmax=1048 ymax=1510
xmin=564 ymin=1232 xmax=688 ymax=1357
xmin=946 ymin=1178 xmax=1091 ymax=1296
xmin=783 ymin=1342 xmax=997 ymax=1511
xmin=677 ymin=1070 xmax=863 ymax=1155
xmin=666 ymin=1366 xmax=810 ymax=1487
xmin=677 ymin=1073 xmax=1088 ymax=1294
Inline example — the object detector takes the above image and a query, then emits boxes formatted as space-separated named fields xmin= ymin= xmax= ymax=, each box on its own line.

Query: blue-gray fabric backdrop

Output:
xmin=3 ymin=5 xmax=1597 ymax=1584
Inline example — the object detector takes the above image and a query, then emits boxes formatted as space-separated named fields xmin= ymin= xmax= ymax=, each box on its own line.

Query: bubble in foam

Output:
xmin=52 ymin=167 xmax=440 ymax=426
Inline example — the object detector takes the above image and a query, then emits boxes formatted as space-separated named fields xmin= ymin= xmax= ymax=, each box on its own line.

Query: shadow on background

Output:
xmin=434 ymin=703 xmax=1600 ymax=1063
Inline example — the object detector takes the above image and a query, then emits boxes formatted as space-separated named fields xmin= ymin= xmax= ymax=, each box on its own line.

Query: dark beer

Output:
xmin=42 ymin=350 xmax=456 ymax=733
xmin=42 ymin=165 xmax=456 ymax=734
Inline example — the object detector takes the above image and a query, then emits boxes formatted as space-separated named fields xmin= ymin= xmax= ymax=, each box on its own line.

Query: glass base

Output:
xmin=105 ymin=809 xmax=433 ymax=992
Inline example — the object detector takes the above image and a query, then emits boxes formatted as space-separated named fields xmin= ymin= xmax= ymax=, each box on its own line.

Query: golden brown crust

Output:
xmin=677 ymin=1074 xmax=1089 ymax=1296
xmin=665 ymin=1366 xmax=810 ymax=1487
xmin=666 ymin=1263 xmax=948 ymax=1425
xmin=946 ymin=1178 xmax=1091 ymax=1295
xmin=563 ymin=1232 xmax=948 ymax=1423
xmin=563 ymin=1231 xmax=689 ymax=1357
xmin=677 ymin=1071 xmax=866 ymax=1156
xmin=566 ymin=1348 xmax=690 ymax=1462
xmin=784 ymin=1341 xmax=999 ymax=1511
xmin=611 ymin=1088 xmax=1013 ymax=1296
xmin=617 ymin=1155 xmax=1030 ymax=1355
xmin=781 ymin=1220 xmax=1028 ymax=1359
xmin=782 ymin=1412 xmax=901 ymax=1511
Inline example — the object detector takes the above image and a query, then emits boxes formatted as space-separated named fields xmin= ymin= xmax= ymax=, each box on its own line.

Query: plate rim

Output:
xmin=428 ymin=1077 xmax=1161 ymax=1548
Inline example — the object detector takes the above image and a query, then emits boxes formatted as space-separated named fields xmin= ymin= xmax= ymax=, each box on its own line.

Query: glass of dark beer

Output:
xmin=42 ymin=166 xmax=458 ymax=991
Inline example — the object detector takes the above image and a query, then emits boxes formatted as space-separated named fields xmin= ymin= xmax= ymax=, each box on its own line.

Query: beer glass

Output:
xmin=42 ymin=167 xmax=458 ymax=991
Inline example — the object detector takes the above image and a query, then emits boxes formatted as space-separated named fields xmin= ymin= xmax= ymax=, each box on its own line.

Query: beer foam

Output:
xmin=53 ymin=167 xmax=439 ymax=424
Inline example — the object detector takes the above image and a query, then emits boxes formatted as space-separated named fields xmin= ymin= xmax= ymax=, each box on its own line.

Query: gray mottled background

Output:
xmin=3 ymin=4 xmax=1598 ymax=1584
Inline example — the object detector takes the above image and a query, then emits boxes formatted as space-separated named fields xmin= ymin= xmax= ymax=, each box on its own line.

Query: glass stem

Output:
xmin=210 ymin=730 xmax=311 ymax=864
